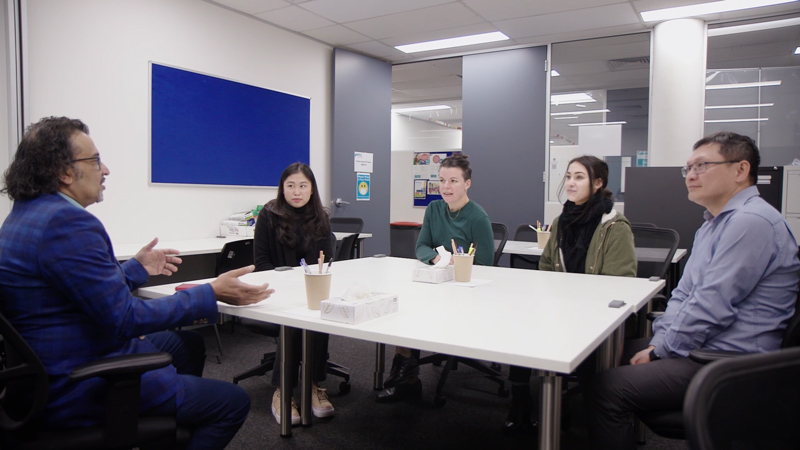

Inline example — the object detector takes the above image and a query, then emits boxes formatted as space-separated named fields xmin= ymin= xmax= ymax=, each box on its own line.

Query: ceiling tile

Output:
xmin=380 ymin=23 xmax=498 ymax=47
xmin=303 ymin=24 xmax=371 ymax=45
xmin=344 ymin=3 xmax=485 ymax=40
xmin=346 ymin=40 xmax=405 ymax=59
xmin=497 ymin=3 xmax=642 ymax=39
xmin=254 ymin=5 xmax=334 ymax=31
xmin=298 ymin=0 xmax=454 ymax=23
xmin=211 ymin=0 xmax=289 ymax=15
xmin=464 ymin=0 xmax=631 ymax=21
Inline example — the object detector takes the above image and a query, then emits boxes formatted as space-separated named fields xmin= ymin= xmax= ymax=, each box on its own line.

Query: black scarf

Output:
xmin=557 ymin=194 xmax=614 ymax=273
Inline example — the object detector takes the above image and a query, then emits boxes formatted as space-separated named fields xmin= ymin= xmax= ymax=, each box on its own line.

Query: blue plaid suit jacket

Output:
xmin=0 ymin=194 xmax=218 ymax=428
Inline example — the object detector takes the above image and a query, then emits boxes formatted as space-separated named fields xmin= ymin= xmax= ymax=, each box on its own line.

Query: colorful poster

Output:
xmin=356 ymin=173 xmax=370 ymax=201
xmin=414 ymin=179 xmax=427 ymax=199
xmin=427 ymin=180 xmax=440 ymax=196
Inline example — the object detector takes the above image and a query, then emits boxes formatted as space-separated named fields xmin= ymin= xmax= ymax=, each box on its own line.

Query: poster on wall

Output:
xmin=356 ymin=173 xmax=370 ymax=201
xmin=413 ymin=151 xmax=460 ymax=207
xmin=414 ymin=179 xmax=427 ymax=199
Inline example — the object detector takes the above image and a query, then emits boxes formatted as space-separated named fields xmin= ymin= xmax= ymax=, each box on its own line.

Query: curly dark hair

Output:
xmin=2 ymin=117 xmax=89 ymax=201
xmin=265 ymin=162 xmax=330 ymax=251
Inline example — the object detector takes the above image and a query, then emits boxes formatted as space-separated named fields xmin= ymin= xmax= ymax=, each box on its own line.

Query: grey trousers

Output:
xmin=586 ymin=337 xmax=704 ymax=450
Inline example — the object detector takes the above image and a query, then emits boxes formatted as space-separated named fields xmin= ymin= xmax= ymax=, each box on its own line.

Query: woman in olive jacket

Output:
xmin=504 ymin=155 xmax=636 ymax=435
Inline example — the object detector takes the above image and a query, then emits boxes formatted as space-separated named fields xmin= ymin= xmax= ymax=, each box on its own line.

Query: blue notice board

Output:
xmin=150 ymin=63 xmax=310 ymax=187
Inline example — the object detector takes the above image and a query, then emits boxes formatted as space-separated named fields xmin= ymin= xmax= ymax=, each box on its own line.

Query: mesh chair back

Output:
xmin=511 ymin=223 xmax=539 ymax=270
xmin=335 ymin=233 xmax=360 ymax=261
xmin=631 ymin=226 xmax=679 ymax=279
xmin=330 ymin=217 xmax=364 ymax=234
xmin=491 ymin=222 xmax=508 ymax=267
xmin=684 ymin=346 xmax=800 ymax=450
xmin=390 ymin=223 xmax=421 ymax=259
xmin=216 ymin=239 xmax=255 ymax=276
xmin=0 ymin=312 xmax=49 ymax=433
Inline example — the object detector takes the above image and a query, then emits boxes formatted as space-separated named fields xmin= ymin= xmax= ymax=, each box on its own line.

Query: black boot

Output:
xmin=376 ymin=377 xmax=422 ymax=403
xmin=503 ymin=384 xmax=536 ymax=435
xmin=384 ymin=353 xmax=419 ymax=389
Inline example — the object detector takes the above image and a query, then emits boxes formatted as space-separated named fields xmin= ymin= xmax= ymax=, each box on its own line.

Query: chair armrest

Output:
xmin=689 ymin=349 xmax=751 ymax=364
xmin=69 ymin=352 xmax=172 ymax=382
xmin=646 ymin=311 xmax=664 ymax=321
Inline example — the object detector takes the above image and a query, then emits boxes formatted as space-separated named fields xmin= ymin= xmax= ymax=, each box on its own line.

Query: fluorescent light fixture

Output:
xmin=395 ymin=31 xmax=509 ymax=54
xmin=551 ymin=69 xmax=560 ymax=77
xmin=704 ymin=118 xmax=769 ymax=123
xmin=575 ymin=104 xmax=587 ymax=108
xmin=705 ymin=103 xmax=774 ymax=109
xmin=551 ymin=109 xmax=610 ymax=116
xmin=708 ymin=17 xmax=800 ymax=36
xmin=641 ymin=0 xmax=798 ymax=22
xmin=392 ymin=105 xmax=451 ymax=113
xmin=706 ymin=80 xmax=782 ymax=90
xmin=796 ymin=46 xmax=800 ymax=54
xmin=551 ymin=92 xmax=596 ymax=105
xmin=554 ymin=116 xmax=579 ymax=120
xmin=568 ymin=121 xmax=626 ymax=127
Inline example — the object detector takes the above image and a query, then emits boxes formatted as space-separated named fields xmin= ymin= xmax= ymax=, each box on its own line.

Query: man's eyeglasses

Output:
xmin=680 ymin=160 xmax=740 ymax=178
xmin=71 ymin=155 xmax=101 ymax=170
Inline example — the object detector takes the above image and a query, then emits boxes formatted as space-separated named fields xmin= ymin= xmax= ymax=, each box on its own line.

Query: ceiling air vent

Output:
xmin=607 ymin=56 xmax=650 ymax=71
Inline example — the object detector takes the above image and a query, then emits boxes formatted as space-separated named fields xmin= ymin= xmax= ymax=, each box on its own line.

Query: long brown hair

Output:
xmin=266 ymin=162 xmax=330 ymax=250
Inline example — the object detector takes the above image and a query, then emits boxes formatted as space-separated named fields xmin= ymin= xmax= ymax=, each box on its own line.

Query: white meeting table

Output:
xmin=138 ymin=257 xmax=664 ymax=450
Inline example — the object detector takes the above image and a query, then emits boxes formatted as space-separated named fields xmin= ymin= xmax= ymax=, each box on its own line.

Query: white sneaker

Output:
xmin=312 ymin=383 xmax=335 ymax=418
xmin=272 ymin=388 xmax=300 ymax=425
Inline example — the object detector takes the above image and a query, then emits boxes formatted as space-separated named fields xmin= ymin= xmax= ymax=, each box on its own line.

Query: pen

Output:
xmin=537 ymin=220 xmax=541 ymax=230
xmin=451 ymin=238 xmax=457 ymax=254
xmin=318 ymin=250 xmax=324 ymax=274
xmin=468 ymin=243 xmax=474 ymax=255
xmin=529 ymin=224 xmax=537 ymax=232
xmin=300 ymin=258 xmax=311 ymax=274
xmin=457 ymin=246 xmax=464 ymax=255
xmin=326 ymin=258 xmax=333 ymax=273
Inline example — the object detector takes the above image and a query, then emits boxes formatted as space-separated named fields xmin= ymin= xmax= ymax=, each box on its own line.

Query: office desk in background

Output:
xmin=503 ymin=240 xmax=688 ymax=294
xmin=138 ymin=257 xmax=664 ymax=450
xmin=114 ymin=233 xmax=372 ymax=286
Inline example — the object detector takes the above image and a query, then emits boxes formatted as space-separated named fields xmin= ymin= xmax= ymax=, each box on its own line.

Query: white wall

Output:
xmin=390 ymin=112 xmax=461 ymax=223
xmin=21 ymin=0 xmax=332 ymax=244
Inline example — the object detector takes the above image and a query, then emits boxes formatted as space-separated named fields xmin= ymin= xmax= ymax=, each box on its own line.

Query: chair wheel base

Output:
xmin=433 ymin=395 xmax=447 ymax=407
xmin=339 ymin=381 xmax=351 ymax=395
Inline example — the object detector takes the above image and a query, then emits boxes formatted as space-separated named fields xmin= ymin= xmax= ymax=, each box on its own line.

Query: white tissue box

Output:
xmin=220 ymin=220 xmax=247 ymax=236
xmin=412 ymin=265 xmax=454 ymax=284
xmin=320 ymin=292 xmax=399 ymax=325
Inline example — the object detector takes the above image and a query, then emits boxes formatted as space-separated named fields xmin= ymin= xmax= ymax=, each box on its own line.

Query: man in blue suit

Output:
xmin=0 ymin=116 xmax=274 ymax=450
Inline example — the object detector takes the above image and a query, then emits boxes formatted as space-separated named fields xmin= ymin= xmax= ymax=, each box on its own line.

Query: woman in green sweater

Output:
xmin=376 ymin=154 xmax=494 ymax=403
xmin=504 ymin=155 xmax=637 ymax=434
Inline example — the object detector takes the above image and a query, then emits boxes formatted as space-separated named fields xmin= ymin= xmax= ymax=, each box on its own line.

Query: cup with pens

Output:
xmin=530 ymin=221 xmax=552 ymax=250
xmin=301 ymin=251 xmax=332 ymax=310
xmin=451 ymin=239 xmax=475 ymax=282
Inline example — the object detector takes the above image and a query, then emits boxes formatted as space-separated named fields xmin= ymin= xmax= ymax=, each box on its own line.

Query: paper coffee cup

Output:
xmin=304 ymin=273 xmax=332 ymax=310
xmin=453 ymin=254 xmax=474 ymax=282
xmin=536 ymin=231 xmax=551 ymax=249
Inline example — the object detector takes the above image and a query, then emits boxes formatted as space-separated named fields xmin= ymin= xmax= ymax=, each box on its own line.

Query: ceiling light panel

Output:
xmin=640 ymin=0 xmax=799 ymax=22
xmin=395 ymin=31 xmax=509 ymax=53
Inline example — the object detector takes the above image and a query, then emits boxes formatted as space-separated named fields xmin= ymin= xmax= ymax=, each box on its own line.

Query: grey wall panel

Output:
xmin=625 ymin=167 xmax=706 ymax=252
xmin=462 ymin=47 xmax=548 ymax=252
xmin=332 ymin=49 xmax=391 ymax=255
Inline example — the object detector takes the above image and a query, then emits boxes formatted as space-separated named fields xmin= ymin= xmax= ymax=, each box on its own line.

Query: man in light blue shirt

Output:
xmin=588 ymin=131 xmax=799 ymax=450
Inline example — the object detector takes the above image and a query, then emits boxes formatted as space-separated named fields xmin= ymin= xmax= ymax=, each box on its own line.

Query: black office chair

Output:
xmin=416 ymin=224 xmax=510 ymax=406
xmin=233 ymin=233 xmax=351 ymax=394
xmin=331 ymin=217 xmax=364 ymax=259
xmin=491 ymin=222 xmax=509 ymax=267
xmin=335 ymin=233 xmax=360 ymax=261
xmin=639 ymin=273 xmax=800 ymax=441
xmin=389 ymin=222 xmax=421 ymax=259
xmin=0 ymin=311 xmax=189 ymax=450
xmin=206 ymin=239 xmax=255 ymax=361
xmin=510 ymin=224 xmax=540 ymax=270
xmin=629 ymin=226 xmax=679 ymax=334
xmin=630 ymin=222 xmax=657 ymax=228
xmin=683 ymin=346 xmax=800 ymax=450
